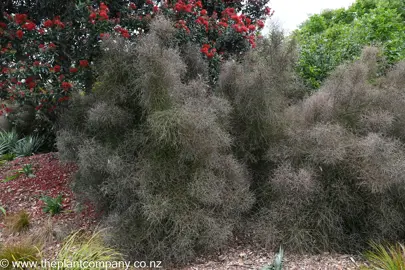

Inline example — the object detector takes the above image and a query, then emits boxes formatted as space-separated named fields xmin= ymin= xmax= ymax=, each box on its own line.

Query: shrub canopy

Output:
xmin=57 ymin=17 xmax=254 ymax=263
xmin=294 ymin=0 xmax=405 ymax=88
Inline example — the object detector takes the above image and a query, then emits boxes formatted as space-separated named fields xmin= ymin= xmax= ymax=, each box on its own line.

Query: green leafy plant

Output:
xmin=21 ymin=164 xmax=35 ymax=178
xmin=361 ymin=242 xmax=405 ymax=270
xmin=261 ymin=247 xmax=284 ymax=270
xmin=2 ymin=171 xmax=22 ymax=183
xmin=1 ymin=153 xmax=16 ymax=161
xmin=4 ymin=210 xmax=30 ymax=233
xmin=56 ymin=229 xmax=123 ymax=270
xmin=295 ymin=0 xmax=405 ymax=89
xmin=0 ymin=130 xmax=19 ymax=155
xmin=0 ymin=205 xmax=6 ymax=216
xmin=12 ymin=135 xmax=44 ymax=157
xmin=40 ymin=195 xmax=63 ymax=215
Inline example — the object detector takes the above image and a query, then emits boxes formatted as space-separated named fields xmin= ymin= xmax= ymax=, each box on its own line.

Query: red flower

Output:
xmin=38 ymin=28 xmax=45 ymax=35
xmin=99 ymin=10 xmax=109 ymax=20
xmin=100 ymin=33 xmax=110 ymax=39
xmin=16 ymin=30 xmax=24 ymax=39
xmin=264 ymin=7 xmax=271 ymax=15
xmin=15 ymin=14 xmax=27 ymax=25
xmin=54 ymin=65 xmax=61 ymax=73
xmin=231 ymin=14 xmax=240 ymax=23
xmin=2 ymin=68 xmax=8 ymax=74
xmin=100 ymin=2 xmax=109 ymax=11
xmin=26 ymin=77 xmax=33 ymax=84
xmin=33 ymin=61 xmax=40 ymax=66
xmin=61 ymin=82 xmax=73 ymax=90
xmin=48 ymin=42 xmax=56 ymax=49
xmin=120 ymin=28 xmax=130 ymax=38
xmin=4 ymin=107 xmax=13 ymax=113
xmin=153 ymin=6 xmax=159 ymax=13
xmin=89 ymin=12 xmax=97 ymax=20
xmin=257 ymin=20 xmax=265 ymax=28
xmin=69 ymin=67 xmax=78 ymax=73
xmin=39 ymin=44 xmax=45 ymax=50
xmin=79 ymin=60 xmax=89 ymax=67
xmin=27 ymin=81 xmax=36 ymax=89
xmin=23 ymin=21 xmax=36 ymax=31
xmin=129 ymin=3 xmax=137 ymax=9
xmin=200 ymin=9 xmax=207 ymax=16
xmin=53 ymin=19 xmax=65 ymax=29
xmin=146 ymin=0 xmax=153 ymax=5
xmin=44 ymin=19 xmax=53 ymax=28
xmin=0 ymin=22 xmax=7 ymax=29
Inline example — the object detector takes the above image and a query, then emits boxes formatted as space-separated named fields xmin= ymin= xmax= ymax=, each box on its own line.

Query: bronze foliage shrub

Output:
xmin=249 ymin=46 xmax=405 ymax=253
xmin=58 ymin=17 xmax=405 ymax=261
xmin=57 ymin=17 xmax=254 ymax=263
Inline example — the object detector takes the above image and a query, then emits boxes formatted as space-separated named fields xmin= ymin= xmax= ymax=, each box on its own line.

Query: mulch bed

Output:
xmin=0 ymin=152 xmax=98 ymax=234
xmin=0 ymin=153 xmax=366 ymax=269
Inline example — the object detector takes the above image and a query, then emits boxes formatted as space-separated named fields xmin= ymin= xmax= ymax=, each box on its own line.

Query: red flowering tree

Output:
xmin=0 ymin=0 xmax=273 ymax=119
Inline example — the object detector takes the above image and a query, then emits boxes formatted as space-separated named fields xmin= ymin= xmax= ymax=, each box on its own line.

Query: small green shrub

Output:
xmin=40 ymin=195 xmax=63 ymax=215
xmin=56 ymin=229 xmax=123 ymax=270
xmin=1 ymin=153 xmax=15 ymax=161
xmin=21 ymin=164 xmax=35 ymax=178
xmin=362 ymin=242 xmax=405 ymax=270
xmin=4 ymin=211 xmax=30 ymax=233
xmin=295 ymin=0 xmax=405 ymax=89
xmin=12 ymin=135 xmax=44 ymax=157
xmin=0 ymin=130 xmax=18 ymax=155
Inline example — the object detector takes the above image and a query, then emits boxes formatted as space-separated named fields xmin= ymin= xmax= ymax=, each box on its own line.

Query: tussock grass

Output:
xmin=4 ymin=210 xmax=30 ymax=233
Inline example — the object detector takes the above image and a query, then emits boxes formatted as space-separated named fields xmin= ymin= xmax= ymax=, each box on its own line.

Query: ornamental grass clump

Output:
xmin=251 ymin=46 xmax=405 ymax=253
xmin=57 ymin=16 xmax=254 ymax=263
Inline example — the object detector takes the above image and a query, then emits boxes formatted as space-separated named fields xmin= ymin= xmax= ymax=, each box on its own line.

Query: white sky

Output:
xmin=266 ymin=0 xmax=356 ymax=33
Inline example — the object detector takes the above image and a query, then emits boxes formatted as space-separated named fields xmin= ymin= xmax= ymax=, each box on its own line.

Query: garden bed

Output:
xmin=0 ymin=153 xmax=365 ymax=269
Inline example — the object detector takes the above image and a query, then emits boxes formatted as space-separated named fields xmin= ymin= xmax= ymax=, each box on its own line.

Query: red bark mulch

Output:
xmin=0 ymin=152 xmax=98 ymax=231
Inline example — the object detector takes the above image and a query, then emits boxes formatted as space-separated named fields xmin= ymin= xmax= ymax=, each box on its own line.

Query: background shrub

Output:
xmin=295 ymin=0 xmax=405 ymax=89
xmin=57 ymin=17 xmax=254 ymax=263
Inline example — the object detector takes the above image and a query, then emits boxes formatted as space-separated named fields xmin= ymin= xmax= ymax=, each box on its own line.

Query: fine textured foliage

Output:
xmin=362 ymin=242 xmax=405 ymax=270
xmin=56 ymin=229 xmax=123 ymax=270
xmin=57 ymin=17 xmax=253 ymax=263
xmin=217 ymin=28 xmax=305 ymax=206
xmin=4 ymin=210 xmax=30 ymax=233
xmin=250 ymin=47 xmax=405 ymax=253
xmin=0 ymin=242 xmax=41 ymax=270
